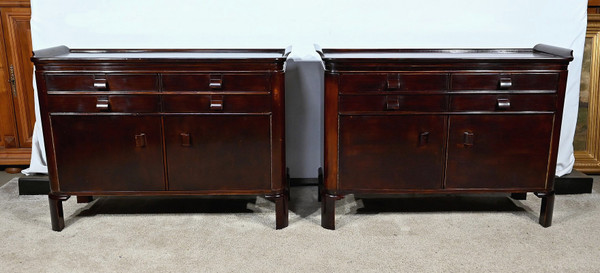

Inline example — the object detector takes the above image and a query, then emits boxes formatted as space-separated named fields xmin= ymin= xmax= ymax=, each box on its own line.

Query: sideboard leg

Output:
xmin=48 ymin=194 xmax=70 ymax=232
xmin=536 ymin=191 xmax=555 ymax=228
xmin=321 ymin=193 xmax=337 ymax=230
xmin=274 ymin=193 xmax=289 ymax=229
xmin=510 ymin=193 xmax=527 ymax=200
xmin=77 ymin=196 xmax=94 ymax=203
xmin=317 ymin=167 xmax=323 ymax=202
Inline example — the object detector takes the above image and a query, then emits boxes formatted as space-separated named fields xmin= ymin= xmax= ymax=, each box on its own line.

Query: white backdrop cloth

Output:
xmin=25 ymin=0 xmax=587 ymax=177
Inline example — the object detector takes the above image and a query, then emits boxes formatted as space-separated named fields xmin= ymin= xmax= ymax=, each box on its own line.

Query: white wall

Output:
xmin=28 ymin=0 xmax=587 ymax=177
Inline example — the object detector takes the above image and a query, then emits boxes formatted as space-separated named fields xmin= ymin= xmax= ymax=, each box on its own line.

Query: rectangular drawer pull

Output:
xmin=135 ymin=133 xmax=146 ymax=148
xmin=93 ymin=78 xmax=108 ymax=90
xmin=463 ymin=131 xmax=474 ymax=147
xmin=96 ymin=96 xmax=110 ymax=111
xmin=385 ymin=96 xmax=400 ymax=110
xmin=496 ymin=98 xmax=511 ymax=110
xmin=499 ymin=77 xmax=512 ymax=89
xmin=209 ymin=75 xmax=223 ymax=89
xmin=210 ymin=95 xmax=224 ymax=110
xmin=386 ymin=74 xmax=400 ymax=90
xmin=419 ymin=132 xmax=430 ymax=146
xmin=180 ymin=133 xmax=191 ymax=147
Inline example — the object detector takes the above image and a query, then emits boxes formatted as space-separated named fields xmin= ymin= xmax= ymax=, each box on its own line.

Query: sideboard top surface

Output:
xmin=319 ymin=44 xmax=573 ymax=64
xmin=31 ymin=46 xmax=290 ymax=63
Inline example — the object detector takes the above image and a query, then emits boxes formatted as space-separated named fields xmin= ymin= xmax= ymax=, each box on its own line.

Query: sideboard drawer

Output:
xmin=339 ymin=95 xmax=448 ymax=113
xmin=451 ymin=73 xmax=559 ymax=91
xmin=162 ymin=73 xmax=270 ymax=92
xmin=450 ymin=94 xmax=557 ymax=112
xmin=45 ymin=74 xmax=158 ymax=92
xmin=47 ymin=95 xmax=161 ymax=113
xmin=339 ymin=73 xmax=448 ymax=93
xmin=163 ymin=94 xmax=271 ymax=113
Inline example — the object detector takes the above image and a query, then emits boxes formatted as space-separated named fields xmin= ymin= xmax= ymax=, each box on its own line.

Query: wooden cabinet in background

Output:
xmin=0 ymin=1 xmax=34 ymax=166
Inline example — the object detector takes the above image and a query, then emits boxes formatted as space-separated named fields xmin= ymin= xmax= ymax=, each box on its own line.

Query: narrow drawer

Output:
xmin=163 ymin=94 xmax=271 ymax=113
xmin=451 ymin=73 xmax=558 ymax=91
xmin=45 ymin=74 xmax=158 ymax=92
xmin=339 ymin=73 xmax=448 ymax=94
xmin=450 ymin=94 xmax=557 ymax=112
xmin=162 ymin=73 xmax=270 ymax=92
xmin=47 ymin=95 xmax=161 ymax=113
xmin=339 ymin=95 xmax=448 ymax=112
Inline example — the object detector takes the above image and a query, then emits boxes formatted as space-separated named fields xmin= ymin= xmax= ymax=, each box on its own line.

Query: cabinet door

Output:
xmin=164 ymin=115 xmax=271 ymax=191
xmin=0 ymin=7 xmax=34 ymax=148
xmin=339 ymin=115 xmax=446 ymax=190
xmin=51 ymin=115 xmax=164 ymax=192
xmin=446 ymin=115 xmax=553 ymax=189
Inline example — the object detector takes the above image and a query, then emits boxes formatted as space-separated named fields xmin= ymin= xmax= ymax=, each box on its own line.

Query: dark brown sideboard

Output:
xmin=319 ymin=44 xmax=573 ymax=229
xmin=32 ymin=46 xmax=290 ymax=231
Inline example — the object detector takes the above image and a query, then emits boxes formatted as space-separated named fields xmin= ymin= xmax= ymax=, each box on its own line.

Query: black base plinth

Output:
xmin=18 ymin=175 xmax=50 ymax=195
xmin=555 ymin=170 xmax=594 ymax=195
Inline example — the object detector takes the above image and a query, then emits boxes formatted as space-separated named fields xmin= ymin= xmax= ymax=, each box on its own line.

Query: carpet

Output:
xmin=1 ymin=178 xmax=599 ymax=272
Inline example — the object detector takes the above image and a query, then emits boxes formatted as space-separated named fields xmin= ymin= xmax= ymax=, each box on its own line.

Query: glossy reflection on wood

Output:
xmin=320 ymin=44 xmax=573 ymax=229
xmin=32 ymin=46 xmax=290 ymax=231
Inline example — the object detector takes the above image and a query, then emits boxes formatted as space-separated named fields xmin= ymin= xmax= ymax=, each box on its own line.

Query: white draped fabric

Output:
xmin=25 ymin=0 xmax=587 ymax=177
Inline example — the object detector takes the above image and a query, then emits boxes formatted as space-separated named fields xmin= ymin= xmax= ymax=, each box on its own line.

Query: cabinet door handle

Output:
xmin=96 ymin=96 xmax=110 ymax=111
xmin=419 ymin=131 xmax=430 ymax=146
xmin=386 ymin=74 xmax=401 ymax=90
xmin=499 ymin=77 xmax=512 ymax=89
xmin=496 ymin=98 xmax=511 ymax=110
xmin=385 ymin=96 xmax=400 ymax=110
xmin=180 ymin=133 xmax=191 ymax=147
xmin=94 ymin=78 xmax=108 ymax=90
xmin=209 ymin=75 xmax=223 ymax=89
xmin=463 ymin=131 xmax=474 ymax=147
xmin=135 ymin=133 xmax=146 ymax=148
xmin=210 ymin=95 xmax=224 ymax=110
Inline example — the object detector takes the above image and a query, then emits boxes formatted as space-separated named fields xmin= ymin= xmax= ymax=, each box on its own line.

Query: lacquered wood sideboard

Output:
xmin=318 ymin=44 xmax=573 ymax=229
xmin=32 ymin=46 xmax=290 ymax=231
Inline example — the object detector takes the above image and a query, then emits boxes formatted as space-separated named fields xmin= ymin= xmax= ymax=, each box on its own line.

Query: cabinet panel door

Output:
xmin=446 ymin=114 xmax=553 ymax=189
xmin=51 ymin=115 xmax=164 ymax=192
xmin=339 ymin=115 xmax=446 ymax=190
xmin=1 ymin=8 xmax=34 ymax=148
xmin=164 ymin=115 xmax=271 ymax=191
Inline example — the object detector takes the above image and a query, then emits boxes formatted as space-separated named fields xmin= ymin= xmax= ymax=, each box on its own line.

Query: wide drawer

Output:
xmin=451 ymin=73 xmax=559 ymax=91
xmin=339 ymin=95 xmax=448 ymax=112
xmin=45 ymin=74 xmax=158 ymax=92
xmin=47 ymin=95 xmax=161 ymax=113
xmin=339 ymin=73 xmax=448 ymax=93
xmin=162 ymin=73 xmax=270 ymax=92
xmin=163 ymin=94 xmax=271 ymax=113
xmin=450 ymin=94 xmax=557 ymax=112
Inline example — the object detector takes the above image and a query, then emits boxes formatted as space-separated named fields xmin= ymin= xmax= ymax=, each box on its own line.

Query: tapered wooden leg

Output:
xmin=274 ymin=193 xmax=288 ymax=229
xmin=321 ymin=193 xmax=337 ymax=230
xmin=510 ymin=193 xmax=527 ymax=200
xmin=48 ymin=194 xmax=70 ymax=231
xmin=77 ymin=196 xmax=94 ymax=203
xmin=537 ymin=191 xmax=555 ymax=228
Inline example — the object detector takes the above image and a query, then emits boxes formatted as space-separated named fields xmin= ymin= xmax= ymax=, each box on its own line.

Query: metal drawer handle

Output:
xmin=499 ymin=77 xmax=512 ymax=89
xmin=209 ymin=75 xmax=222 ymax=89
xmin=210 ymin=95 xmax=224 ymax=110
xmin=386 ymin=74 xmax=401 ymax=90
xmin=96 ymin=96 xmax=110 ymax=111
xmin=463 ymin=131 xmax=474 ymax=147
xmin=496 ymin=98 xmax=511 ymax=110
xmin=94 ymin=78 xmax=108 ymax=90
xmin=135 ymin=133 xmax=146 ymax=148
xmin=385 ymin=96 xmax=400 ymax=110
xmin=419 ymin=132 xmax=430 ymax=146
xmin=180 ymin=133 xmax=191 ymax=147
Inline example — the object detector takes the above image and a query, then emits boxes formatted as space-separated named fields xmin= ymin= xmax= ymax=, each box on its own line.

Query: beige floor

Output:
xmin=0 ymin=169 xmax=22 ymax=187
